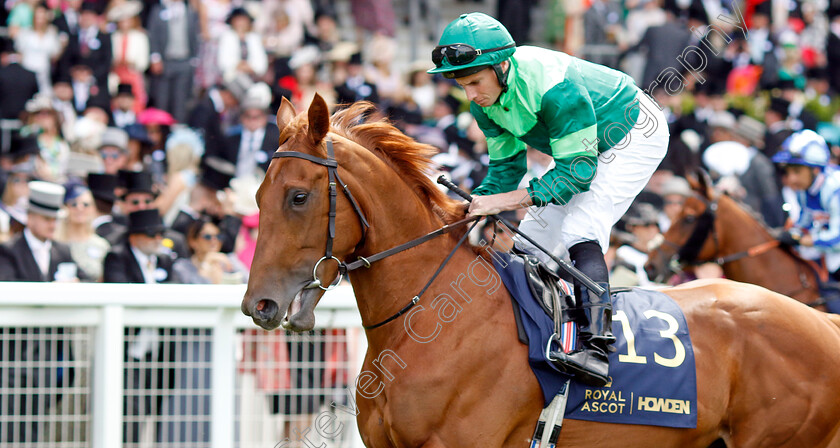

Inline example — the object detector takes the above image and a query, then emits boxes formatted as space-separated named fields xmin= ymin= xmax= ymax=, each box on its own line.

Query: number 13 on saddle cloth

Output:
xmin=495 ymin=252 xmax=697 ymax=428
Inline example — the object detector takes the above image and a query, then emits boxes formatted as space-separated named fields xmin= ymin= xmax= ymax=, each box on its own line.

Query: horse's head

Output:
xmin=645 ymin=171 xmax=719 ymax=283
xmin=241 ymin=94 xmax=366 ymax=331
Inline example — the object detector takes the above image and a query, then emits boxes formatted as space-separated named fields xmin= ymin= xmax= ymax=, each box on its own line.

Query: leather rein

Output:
xmin=663 ymin=194 xmax=813 ymax=299
xmin=272 ymin=139 xmax=480 ymax=330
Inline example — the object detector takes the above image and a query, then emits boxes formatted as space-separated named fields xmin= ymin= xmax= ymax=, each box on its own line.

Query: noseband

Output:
xmin=272 ymin=138 xmax=370 ymax=291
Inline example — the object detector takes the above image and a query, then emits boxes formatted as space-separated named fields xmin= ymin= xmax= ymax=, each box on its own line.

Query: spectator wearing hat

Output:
xmin=155 ymin=126 xmax=203 ymax=224
xmin=335 ymin=51 xmax=379 ymax=107
xmin=87 ymin=172 xmax=125 ymax=240
xmin=187 ymin=83 xmax=238 ymax=160
xmin=173 ymin=214 xmax=247 ymax=284
xmin=56 ymin=183 xmax=110 ymax=280
xmin=24 ymin=94 xmax=70 ymax=182
xmin=282 ymin=44 xmax=335 ymax=111
xmin=68 ymin=3 xmax=112 ymax=91
xmin=68 ymin=62 xmax=111 ymax=115
xmin=102 ymin=209 xmax=179 ymax=443
xmin=0 ymin=180 xmax=81 ymax=444
xmin=613 ymin=202 xmax=662 ymax=287
xmin=764 ymin=96 xmax=795 ymax=158
xmin=103 ymin=208 xmax=179 ymax=282
xmin=826 ymin=8 xmax=840 ymax=95
xmin=14 ymin=1 xmax=65 ymax=96
xmin=259 ymin=0 xmax=314 ymax=59
xmin=109 ymin=1 xmax=149 ymax=115
xmin=217 ymin=7 xmax=268 ymax=85
xmin=49 ymin=71 xmax=79 ymax=139
xmin=112 ymin=84 xmax=138 ymax=128
xmin=659 ymin=176 xmax=691 ymax=232
xmin=0 ymin=181 xmax=84 ymax=282
xmin=171 ymin=156 xmax=241 ymax=254
xmin=146 ymin=0 xmax=200 ymax=123
xmin=112 ymin=169 xmax=190 ymax=257
xmin=51 ymin=0 xmax=83 ymax=82
xmin=0 ymin=37 xmax=40 ymax=121
xmin=221 ymin=83 xmax=279 ymax=178
xmin=1 ymin=133 xmax=41 ymax=231
xmin=98 ymin=126 xmax=130 ymax=174
xmin=803 ymin=66 xmax=840 ymax=123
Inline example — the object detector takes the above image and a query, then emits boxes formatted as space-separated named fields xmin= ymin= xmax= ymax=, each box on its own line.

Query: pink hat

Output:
xmin=138 ymin=108 xmax=176 ymax=126
xmin=242 ymin=212 xmax=260 ymax=228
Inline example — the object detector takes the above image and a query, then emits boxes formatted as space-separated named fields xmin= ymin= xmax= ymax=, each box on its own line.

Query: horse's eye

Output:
xmin=684 ymin=215 xmax=696 ymax=224
xmin=292 ymin=192 xmax=308 ymax=206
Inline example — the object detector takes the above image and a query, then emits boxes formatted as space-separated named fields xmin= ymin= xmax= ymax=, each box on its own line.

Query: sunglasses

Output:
xmin=200 ymin=233 xmax=219 ymax=241
xmin=129 ymin=198 xmax=154 ymax=206
xmin=101 ymin=152 xmax=123 ymax=160
xmin=431 ymin=43 xmax=515 ymax=68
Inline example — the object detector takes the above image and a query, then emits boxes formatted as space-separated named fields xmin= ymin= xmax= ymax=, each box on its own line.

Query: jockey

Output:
xmin=772 ymin=129 xmax=840 ymax=279
xmin=429 ymin=12 xmax=669 ymax=387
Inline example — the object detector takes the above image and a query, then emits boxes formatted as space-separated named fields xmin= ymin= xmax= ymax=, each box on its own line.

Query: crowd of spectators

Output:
xmin=3 ymin=0 xmax=840 ymax=443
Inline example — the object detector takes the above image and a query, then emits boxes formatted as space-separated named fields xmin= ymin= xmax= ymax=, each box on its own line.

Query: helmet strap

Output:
xmin=492 ymin=62 xmax=510 ymax=93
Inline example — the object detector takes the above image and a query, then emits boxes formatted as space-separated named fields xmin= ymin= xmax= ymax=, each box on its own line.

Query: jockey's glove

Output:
xmin=778 ymin=230 xmax=801 ymax=247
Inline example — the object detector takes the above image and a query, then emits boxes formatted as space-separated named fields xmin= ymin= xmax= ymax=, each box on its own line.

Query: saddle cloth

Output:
xmin=494 ymin=252 xmax=698 ymax=428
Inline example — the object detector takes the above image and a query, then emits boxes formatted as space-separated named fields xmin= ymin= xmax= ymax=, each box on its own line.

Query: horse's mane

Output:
xmin=329 ymin=102 xmax=463 ymax=225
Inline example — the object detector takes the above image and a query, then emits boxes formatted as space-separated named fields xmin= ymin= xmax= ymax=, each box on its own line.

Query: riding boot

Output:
xmin=549 ymin=282 xmax=615 ymax=387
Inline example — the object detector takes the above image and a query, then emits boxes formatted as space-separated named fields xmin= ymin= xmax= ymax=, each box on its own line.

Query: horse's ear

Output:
xmin=275 ymin=97 xmax=296 ymax=134
xmin=693 ymin=168 xmax=714 ymax=199
xmin=307 ymin=93 xmax=330 ymax=144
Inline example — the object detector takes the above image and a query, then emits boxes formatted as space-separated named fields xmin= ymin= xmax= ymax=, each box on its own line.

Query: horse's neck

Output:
xmin=717 ymin=199 xmax=818 ymax=296
xmin=346 ymin=172 xmax=462 ymax=343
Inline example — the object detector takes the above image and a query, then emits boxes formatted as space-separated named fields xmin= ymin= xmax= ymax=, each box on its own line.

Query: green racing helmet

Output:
xmin=428 ymin=13 xmax=516 ymax=80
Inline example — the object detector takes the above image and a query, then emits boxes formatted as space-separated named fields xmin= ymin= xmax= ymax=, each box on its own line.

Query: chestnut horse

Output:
xmin=644 ymin=173 xmax=827 ymax=310
xmin=242 ymin=94 xmax=840 ymax=447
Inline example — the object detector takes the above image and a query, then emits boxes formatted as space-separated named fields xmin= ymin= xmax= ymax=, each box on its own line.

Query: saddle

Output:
xmin=522 ymin=254 xmax=577 ymax=318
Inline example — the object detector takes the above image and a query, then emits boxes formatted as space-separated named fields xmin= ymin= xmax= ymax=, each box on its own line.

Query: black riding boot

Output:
xmin=549 ymin=282 xmax=614 ymax=386
xmin=549 ymin=241 xmax=615 ymax=387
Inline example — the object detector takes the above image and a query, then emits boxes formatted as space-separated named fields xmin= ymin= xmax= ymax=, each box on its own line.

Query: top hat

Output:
xmin=226 ymin=7 xmax=253 ymax=24
xmin=87 ymin=172 xmax=118 ymax=203
xmin=201 ymin=156 xmax=237 ymax=191
xmin=28 ymin=181 xmax=66 ymax=218
xmin=119 ymin=170 xmax=156 ymax=197
xmin=7 ymin=132 xmax=41 ymax=160
xmin=80 ymin=2 xmax=99 ymax=14
xmin=128 ymin=209 xmax=166 ymax=236
xmin=116 ymin=83 xmax=134 ymax=97
xmin=0 ymin=36 xmax=13 ymax=55
xmin=768 ymin=96 xmax=791 ymax=117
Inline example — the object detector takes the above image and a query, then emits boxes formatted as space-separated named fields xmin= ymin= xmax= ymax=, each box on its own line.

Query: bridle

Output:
xmin=273 ymin=138 xmax=370 ymax=291
xmin=271 ymin=138 xmax=480 ymax=329
xmin=660 ymin=193 xmax=814 ymax=300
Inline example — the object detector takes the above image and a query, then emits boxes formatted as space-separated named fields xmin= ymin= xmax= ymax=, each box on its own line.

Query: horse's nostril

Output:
xmin=255 ymin=299 xmax=279 ymax=321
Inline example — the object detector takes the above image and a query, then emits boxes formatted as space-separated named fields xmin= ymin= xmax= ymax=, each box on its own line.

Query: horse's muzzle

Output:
xmin=243 ymin=298 xmax=283 ymax=330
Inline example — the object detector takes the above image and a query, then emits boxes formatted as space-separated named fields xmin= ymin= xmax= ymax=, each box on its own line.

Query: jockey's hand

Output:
xmin=799 ymin=234 xmax=814 ymax=247
xmin=778 ymin=230 xmax=801 ymax=247
xmin=467 ymin=189 xmax=533 ymax=218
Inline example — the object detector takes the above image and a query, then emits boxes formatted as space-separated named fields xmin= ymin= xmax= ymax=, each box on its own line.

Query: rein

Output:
xmin=272 ymin=139 xmax=480 ymax=330
xmin=665 ymin=194 xmax=818 ymax=303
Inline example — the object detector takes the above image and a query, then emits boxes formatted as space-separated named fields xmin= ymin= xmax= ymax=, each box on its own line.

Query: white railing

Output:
xmin=0 ymin=282 xmax=367 ymax=448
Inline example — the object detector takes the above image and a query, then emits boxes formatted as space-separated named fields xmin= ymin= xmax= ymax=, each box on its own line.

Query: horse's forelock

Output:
xmin=329 ymin=103 xmax=463 ymax=225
